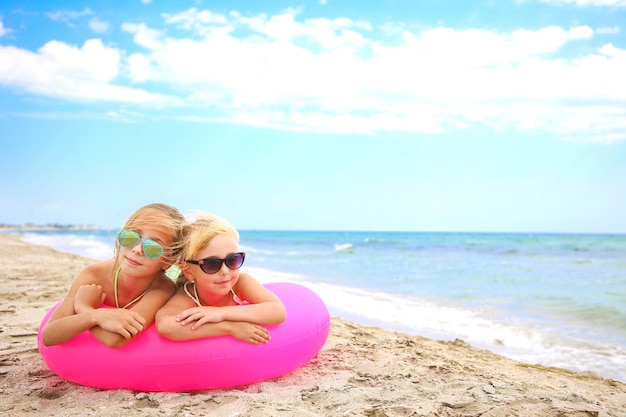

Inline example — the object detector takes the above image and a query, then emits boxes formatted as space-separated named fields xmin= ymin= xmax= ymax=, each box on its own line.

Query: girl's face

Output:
xmin=186 ymin=234 xmax=241 ymax=299
xmin=119 ymin=228 xmax=172 ymax=274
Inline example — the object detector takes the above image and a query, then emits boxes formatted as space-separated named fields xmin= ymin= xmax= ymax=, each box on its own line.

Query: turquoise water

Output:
xmin=10 ymin=229 xmax=626 ymax=382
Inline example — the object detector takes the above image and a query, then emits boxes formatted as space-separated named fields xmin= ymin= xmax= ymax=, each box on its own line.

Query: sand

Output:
xmin=0 ymin=233 xmax=624 ymax=417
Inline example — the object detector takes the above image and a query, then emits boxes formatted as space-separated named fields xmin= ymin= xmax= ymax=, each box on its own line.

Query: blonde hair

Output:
xmin=180 ymin=212 xmax=239 ymax=261
xmin=114 ymin=203 xmax=186 ymax=266
xmin=176 ymin=212 xmax=239 ymax=285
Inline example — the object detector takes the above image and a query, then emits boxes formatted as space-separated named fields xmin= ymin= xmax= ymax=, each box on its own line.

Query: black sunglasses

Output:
xmin=185 ymin=252 xmax=246 ymax=274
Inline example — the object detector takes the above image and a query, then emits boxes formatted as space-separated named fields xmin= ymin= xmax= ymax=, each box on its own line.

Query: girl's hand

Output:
xmin=176 ymin=306 xmax=226 ymax=329
xmin=74 ymin=284 xmax=106 ymax=314
xmin=94 ymin=309 xmax=146 ymax=340
xmin=229 ymin=322 xmax=271 ymax=344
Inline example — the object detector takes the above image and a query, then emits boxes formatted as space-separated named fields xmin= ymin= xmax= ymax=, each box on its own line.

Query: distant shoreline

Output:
xmin=1 ymin=224 xmax=624 ymax=236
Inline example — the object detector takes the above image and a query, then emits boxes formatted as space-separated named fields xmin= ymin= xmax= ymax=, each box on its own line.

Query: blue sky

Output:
xmin=1 ymin=0 xmax=625 ymax=233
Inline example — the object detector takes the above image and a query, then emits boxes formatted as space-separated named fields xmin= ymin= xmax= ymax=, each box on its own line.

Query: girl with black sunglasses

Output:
xmin=40 ymin=203 xmax=185 ymax=348
xmin=155 ymin=212 xmax=286 ymax=344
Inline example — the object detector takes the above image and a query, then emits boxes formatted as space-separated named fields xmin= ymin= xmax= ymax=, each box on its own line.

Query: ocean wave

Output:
xmin=334 ymin=243 xmax=354 ymax=252
xmin=21 ymin=233 xmax=114 ymax=260
xmin=239 ymin=244 xmax=277 ymax=256
xmin=246 ymin=271 xmax=626 ymax=383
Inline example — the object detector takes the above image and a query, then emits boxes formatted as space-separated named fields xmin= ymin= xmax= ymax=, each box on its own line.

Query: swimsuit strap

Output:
xmin=114 ymin=267 xmax=152 ymax=309
xmin=230 ymin=288 xmax=247 ymax=305
xmin=183 ymin=281 xmax=202 ymax=307
xmin=183 ymin=281 xmax=247 ymax=307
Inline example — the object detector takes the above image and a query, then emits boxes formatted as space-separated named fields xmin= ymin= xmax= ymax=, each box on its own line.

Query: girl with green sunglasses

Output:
xmin=40 ymin=203 xmax=185 ymax=348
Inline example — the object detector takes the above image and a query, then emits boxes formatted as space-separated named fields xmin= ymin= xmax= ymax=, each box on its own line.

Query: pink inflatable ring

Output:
xmin=38 ymin=282 xmax=330 ymax=392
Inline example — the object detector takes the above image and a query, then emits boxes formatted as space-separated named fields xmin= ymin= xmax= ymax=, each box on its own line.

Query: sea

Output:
xmin=7 ymin=228 xmax=626 ymax=382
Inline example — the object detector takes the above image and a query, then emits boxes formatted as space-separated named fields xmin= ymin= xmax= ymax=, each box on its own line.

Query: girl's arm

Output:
xmin=174 ymin=274 xmax=287 ymax=330
xmin=217 ymin=273 xmax=287 ymax=324
xmin=40 ymin=263 xmax=114 ymax=346
xmin=88 ymin=277 xmax=176 ymax=348
xmin=155 ymin=286 xmax=274 ymax=344
xmin=155 ymin=290 xmax=233 ymax=340
xmin=41 ymin=262 xmax=176 ymax=348
xmin=40 ymin=296 xmax=107 ymax=346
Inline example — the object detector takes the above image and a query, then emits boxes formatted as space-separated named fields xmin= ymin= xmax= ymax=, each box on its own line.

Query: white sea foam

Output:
xmin=244 ymin=266 xmax=303 ymax=283
xmin=247 ymin=265 xmax=626 ymax=382
xmin=21 ymin=233 xmax=114 ymax=261
xmin=334 ymin=243 xmax=354 ymax=251
xmin=239 ymin=244 xmax=277 ymax=256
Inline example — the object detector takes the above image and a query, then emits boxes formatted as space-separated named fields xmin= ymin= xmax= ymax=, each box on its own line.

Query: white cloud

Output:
xmin=597 ymin=26 xmax=621 ymax=34
xmin=0 ymin=39 xmax=176 ymax=105
xmin=2 ymin=8 xmax=625 ymax=143
xmin=568 ymin=25 xmax=594 ymax=39
xmin=0 ymin=19 xmax=11 ymax=37
xmin=163 ymin=8 xmax=229 ymax=28
xmin=45 ymin=8 xmax=94 ymax=22
xmin=89 ymin=18 xmax=110 ymax=34
xmin=121 ymin=23 xmax=164 ymax=50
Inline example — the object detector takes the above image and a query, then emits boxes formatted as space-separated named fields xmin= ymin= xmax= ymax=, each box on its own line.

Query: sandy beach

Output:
xmin=0 ymin=233 xmax=624 ymax=417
